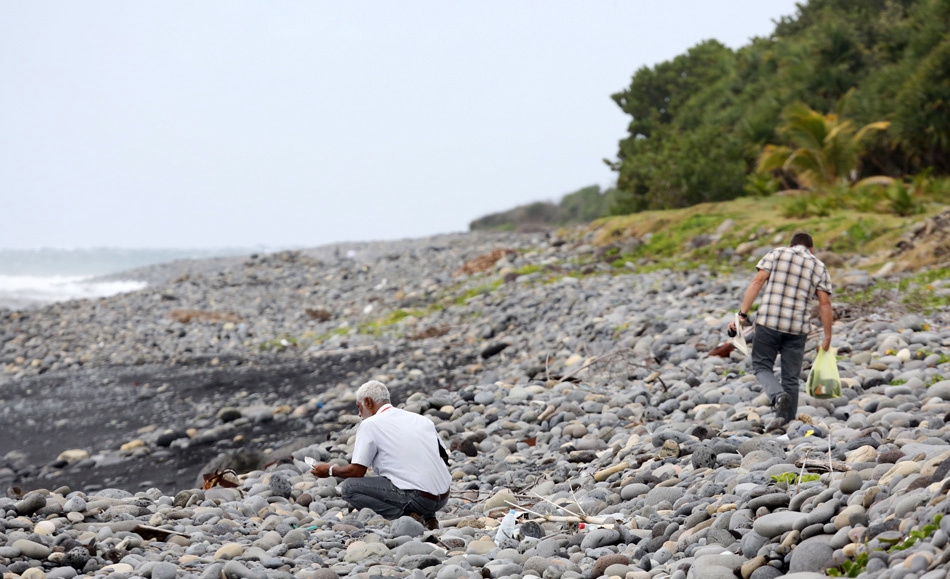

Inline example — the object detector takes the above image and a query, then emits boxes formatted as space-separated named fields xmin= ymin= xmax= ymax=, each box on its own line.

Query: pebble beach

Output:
xmin=3 ymin=228 xmax=950 ymax=579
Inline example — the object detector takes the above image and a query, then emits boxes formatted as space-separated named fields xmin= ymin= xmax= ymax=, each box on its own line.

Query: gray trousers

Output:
xmin=752 ymin=324 xmax=807 ymax=417
xmin=340 ymin=476 xmax=447 ymax=520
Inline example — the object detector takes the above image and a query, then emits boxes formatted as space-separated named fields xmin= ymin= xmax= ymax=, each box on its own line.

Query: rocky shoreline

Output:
xmin=3 ymin=229 xmax=950 ymax=579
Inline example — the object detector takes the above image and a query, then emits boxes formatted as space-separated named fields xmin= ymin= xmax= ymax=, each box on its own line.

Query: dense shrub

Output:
xmin=609 ymin=0 xmax=950 ymax=214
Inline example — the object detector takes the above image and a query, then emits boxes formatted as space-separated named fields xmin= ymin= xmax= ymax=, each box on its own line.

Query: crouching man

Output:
xmin=310 ymin=380 xmax=451 ymax=530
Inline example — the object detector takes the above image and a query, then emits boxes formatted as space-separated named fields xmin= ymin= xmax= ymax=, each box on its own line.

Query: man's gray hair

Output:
xmin=355 ymin=380 xmax=391 ymax=404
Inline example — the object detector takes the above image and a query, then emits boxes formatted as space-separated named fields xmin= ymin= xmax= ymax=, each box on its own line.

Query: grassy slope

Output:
xmin=584 ymin=196 xmax=949 ymax=273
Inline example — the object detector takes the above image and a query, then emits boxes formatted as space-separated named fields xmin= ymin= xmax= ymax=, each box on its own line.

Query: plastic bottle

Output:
xmin=494 ymin=509 xmax=518 ymax=544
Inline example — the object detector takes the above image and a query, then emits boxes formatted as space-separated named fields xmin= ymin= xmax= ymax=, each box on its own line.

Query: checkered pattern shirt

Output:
xmin=754 ymin=245 xmax=832 ymax=335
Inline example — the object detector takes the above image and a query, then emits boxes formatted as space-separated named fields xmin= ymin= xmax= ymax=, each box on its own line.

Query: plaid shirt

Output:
xmin=754 ymin=245 xmax=832 ymax=335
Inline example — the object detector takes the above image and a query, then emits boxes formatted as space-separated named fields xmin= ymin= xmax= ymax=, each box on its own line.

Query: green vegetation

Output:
xmin=470 ymin=185 xmax=619 ymax=231
xmin=259 ymin=334 xmax=300 ymax=352
xmin=359 ymin=309 xmax=413 ymax=336
xmin=881 ymin=514 xmax=943 ymax=552
xmin=259 ymin=327 xmax=350 ymax=351
xmin=840 ymin=266 xmax=950 ymax=313
xmin=454 ymin=282 xmax=502 ymax=304
xmin=829 ymin=514 xmax=943 ymax=577
xmin=826 ymin=552 xmax=868 ymax=578
xmin=261 ymin=305 xmax=446 ymax=349
xmin=513 ymin=264 xmax=542 ymax=276
xmin=927 ymin=374 xmax=947 ymax=386
xmin=608 ymin=0 xmax=950 ymax=213
xmin=770 ymin=472 xmax=821 ymax=485
xmin=757 ymin=100 xmax=890 ymax=192
xmin=589 ymin=194 xmax=947 ymax=274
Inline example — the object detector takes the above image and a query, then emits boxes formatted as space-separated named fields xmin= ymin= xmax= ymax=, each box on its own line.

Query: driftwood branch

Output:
xmin=436 ymin=513 xmax=618 ymax=529
xmin=795 ymin=457 xmax=850 ymax=472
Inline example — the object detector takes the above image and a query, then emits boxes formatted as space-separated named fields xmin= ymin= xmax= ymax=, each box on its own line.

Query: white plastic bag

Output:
xmin=732 ymin=314 xmax=750 ymax=356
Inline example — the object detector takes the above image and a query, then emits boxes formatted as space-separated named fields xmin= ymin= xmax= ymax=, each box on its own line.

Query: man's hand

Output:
xmin=822 ymin=334 xmax=832 ymax=352
xmin=727 ymin=315 xmax=747 ymax=335
xmin=310 ymin=463 xmax=332 ymax=478
xmin=309 ymin=462 xmax=367 ymax=479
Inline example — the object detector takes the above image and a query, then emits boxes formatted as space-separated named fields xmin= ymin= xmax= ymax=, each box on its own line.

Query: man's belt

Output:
xmin=415 ymin=489 xmax=449 ymax=501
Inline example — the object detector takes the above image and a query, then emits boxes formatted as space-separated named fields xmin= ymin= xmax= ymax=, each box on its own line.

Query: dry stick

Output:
xmin=437 ymin=504 xmax=612 ymax=529
xmin=796 ymin=449 xmax=810 ymax=496
xmin=569 ymin=487 xmax=588 ymax=517
xmin=531 ymin=491 xmax=568 ymax=513
xmin=533 ymin=491 xmax=601 ymax=524
xmin=827 ymin=431 xmax=835 ymax=483
xmin=504 ymin=501 xmax=613 ymax=525
xmin=682 ymin=365 xmax=700 ymax=377
xmin=558 ymin=347 xmax=633 ymax=383
xmin=504 ymin=500 xmax=546 ymax=519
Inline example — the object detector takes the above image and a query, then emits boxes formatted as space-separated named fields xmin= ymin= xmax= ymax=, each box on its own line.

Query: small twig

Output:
xmin=827 ymin=431 xmax=835 ymax=483
xmin=504 ymin=500 xmax=546 ymax=519
xmin=559 ymin=347 xmax=632 ymax=383
xmin=795 ymin=457 xmax=850 ymax=472
xmin=570 ymin=486 xmax=587 ymax=517
xmin=796 ymin=449 xmax=809 ymax=496
xmin=531 ymin=491 xmax=566 ymax=512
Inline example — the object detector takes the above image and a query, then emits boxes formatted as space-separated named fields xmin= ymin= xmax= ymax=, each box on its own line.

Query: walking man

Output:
xmin=728 ymin=232 xmax=833 ymax=427
xmin=310 ymin=380 xmax=451 ymax=529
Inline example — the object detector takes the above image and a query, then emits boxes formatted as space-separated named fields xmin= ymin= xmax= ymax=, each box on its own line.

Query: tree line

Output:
xmin=608 ymin=0 xmax=950 ymax=214
xmin=470 ymin=0 xmax=949 ymax=231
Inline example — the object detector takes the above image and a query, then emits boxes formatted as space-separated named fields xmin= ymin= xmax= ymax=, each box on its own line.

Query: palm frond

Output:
xmin=756 ymin=145 xmax=793 ymax=173
xmin=785 ymin=148 xmax=828 ymax=189
xmin=853 ymin=121 xmax=891 ymax=144
xmin=854 ymin=176 xmax=895 ymax=188
xmin=781 ymin=103 xmax=828 ymax=151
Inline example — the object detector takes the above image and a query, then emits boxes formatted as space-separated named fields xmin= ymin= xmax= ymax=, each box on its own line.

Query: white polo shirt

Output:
xmin=351 ymin=404 xmax=451 ymax=495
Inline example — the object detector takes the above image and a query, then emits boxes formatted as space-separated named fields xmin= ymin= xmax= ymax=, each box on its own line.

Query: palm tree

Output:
xmin=757 ymin=102 xmax=890 ymax=191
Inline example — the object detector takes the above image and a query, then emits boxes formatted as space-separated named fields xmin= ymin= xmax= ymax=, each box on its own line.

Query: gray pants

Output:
xmin=752 ymin=324 xmax=807 ymax=417
xmin=340 ymin=477 xmax=447 ymax=520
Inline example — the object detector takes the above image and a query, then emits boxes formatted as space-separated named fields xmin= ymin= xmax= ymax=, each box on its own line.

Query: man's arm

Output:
xmin=817 ymin=290 xmax=832 ymax=351
xmin=311 ymin=462 xmax=367 ymax=479
xmin=728 ymin=269 xmax=770 ymax=333
xmin=315 ymin=420 xmax=373 ymax=478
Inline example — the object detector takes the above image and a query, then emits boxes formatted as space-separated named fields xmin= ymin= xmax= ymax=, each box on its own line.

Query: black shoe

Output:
xmin=774 ymin=393 xmax=794 ymax=422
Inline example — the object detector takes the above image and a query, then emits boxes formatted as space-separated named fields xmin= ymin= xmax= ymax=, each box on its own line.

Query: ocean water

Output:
xmin=0 ymin=274 xmax=148 ymax=310
xmin=0 ymin=248 xmax=259 ymax=310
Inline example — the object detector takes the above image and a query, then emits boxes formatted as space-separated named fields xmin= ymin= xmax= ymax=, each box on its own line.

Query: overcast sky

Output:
xmin=1 ymin=1 xmax=800 ymax=250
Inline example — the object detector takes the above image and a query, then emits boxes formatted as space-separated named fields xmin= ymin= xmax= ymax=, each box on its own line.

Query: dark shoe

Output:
xmin=406 ymin=512 xmax=425 ymax=525
xmin=766 ymin=417 xmax=787 ymax=432
xmin=774 ymin=393 xmax=794 ymax=422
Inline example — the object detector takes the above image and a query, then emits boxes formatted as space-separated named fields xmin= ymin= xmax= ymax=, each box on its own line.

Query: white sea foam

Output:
xmin=0 ymin=274 xmax=147 ymax=310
